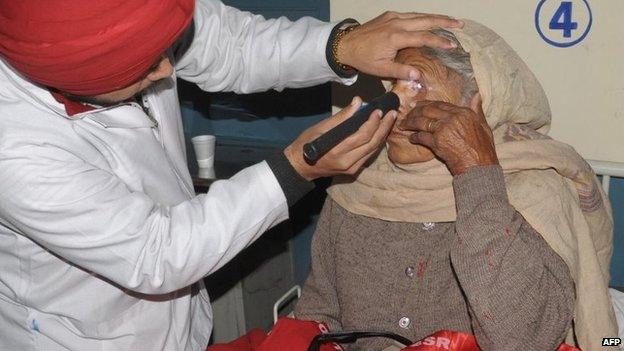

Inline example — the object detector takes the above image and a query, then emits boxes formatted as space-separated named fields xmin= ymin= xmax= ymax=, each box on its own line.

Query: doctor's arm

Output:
xmin=0 ymin=144 xmax=288 ymax=295
xmin=0 ymin=101 xmax=393 ymax=296
xmin=174 ymin=0 xmax=349 ymax=93
xmin=174 ymin=0 xmax=463 ymax=93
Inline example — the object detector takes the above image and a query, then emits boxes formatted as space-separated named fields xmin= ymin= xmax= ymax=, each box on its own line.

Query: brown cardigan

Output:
xmin=294 ymin=166 xmax=575 ymax=351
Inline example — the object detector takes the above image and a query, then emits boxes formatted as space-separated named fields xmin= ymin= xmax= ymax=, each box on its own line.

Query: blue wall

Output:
xmin=222 ymin=0 xmax=328 ymax=22
xmin=181 ymin=0 xmax=331 ymax=148
xmin=609 ymin=178 xmax=624 ymax=287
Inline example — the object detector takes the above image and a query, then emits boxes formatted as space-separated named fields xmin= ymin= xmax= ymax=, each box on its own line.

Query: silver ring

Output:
xmin=427 ymin=119 xmax=436 ymax=132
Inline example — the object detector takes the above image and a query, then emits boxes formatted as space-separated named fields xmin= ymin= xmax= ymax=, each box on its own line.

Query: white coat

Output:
xmin=0 ymin=1 xmax=352 ymax=350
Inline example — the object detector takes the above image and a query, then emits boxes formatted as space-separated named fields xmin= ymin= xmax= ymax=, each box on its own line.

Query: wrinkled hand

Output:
xmin=285 ymin=97 xmax=397 ymax=181
xmin=338 ymin=12 xmax=463 ymax=81
xmin=399 ymin=100 xmax=499 ymax=175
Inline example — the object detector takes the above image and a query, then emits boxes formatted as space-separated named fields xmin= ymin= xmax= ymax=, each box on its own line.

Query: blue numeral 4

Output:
xmin=549 ymin=1 xmax=579 ymax=38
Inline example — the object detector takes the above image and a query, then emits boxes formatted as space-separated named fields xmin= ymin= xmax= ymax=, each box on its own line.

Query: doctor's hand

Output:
xmin=337 ymin=12 xmax=464 ymax=81
xmin=285 ymin=97 xmax=396 ymax=181
xmin=398 ymin=97 xmax=499 ymax=176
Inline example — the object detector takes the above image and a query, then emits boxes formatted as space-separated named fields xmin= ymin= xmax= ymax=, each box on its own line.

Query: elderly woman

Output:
xmin=294 ymin=21 xmax=616 ymax=351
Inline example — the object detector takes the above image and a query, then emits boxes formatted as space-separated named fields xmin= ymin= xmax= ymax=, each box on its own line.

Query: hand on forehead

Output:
xmin=390 ymin=47 xmax=467 ymax=113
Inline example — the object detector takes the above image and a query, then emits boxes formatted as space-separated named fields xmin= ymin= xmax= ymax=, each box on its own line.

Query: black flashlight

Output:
xmin=303 ymin=92 xmax=400 ymax=164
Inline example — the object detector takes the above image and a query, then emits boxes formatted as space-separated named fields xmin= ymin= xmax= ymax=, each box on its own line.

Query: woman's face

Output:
xmin=387 ymin=48 xmax=467 ymax=165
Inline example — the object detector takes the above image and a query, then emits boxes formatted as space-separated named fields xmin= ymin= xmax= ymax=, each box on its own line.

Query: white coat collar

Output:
xmin=0 ymin=58 xmax=136 ymax=120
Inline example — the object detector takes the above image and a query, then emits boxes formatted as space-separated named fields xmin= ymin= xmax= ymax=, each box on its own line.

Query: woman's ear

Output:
xmin=469 ymin=92 xmax=484 ymax=116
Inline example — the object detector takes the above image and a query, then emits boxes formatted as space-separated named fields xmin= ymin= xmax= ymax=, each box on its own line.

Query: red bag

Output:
xmin=400 ymin=330 xmax=581 ymax=351
xmin=206 ymin=318 xmax=343 ymax=351
xmin=556 ymin=344 xmax=582 ymax=351
xmin=401 ymin=331 xmax=479 ymax=350
xmin=206 ymin=329 xmax=267 ymax=351
xmin=207 ymin=323 xmax=581 ymax=351
xmin=258 ymin=318 xmax=343 ymax=351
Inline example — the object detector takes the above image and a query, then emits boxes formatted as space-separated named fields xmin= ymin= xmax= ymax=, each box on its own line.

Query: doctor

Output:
xmin=0 ymin=0 xmax=462 ymax=350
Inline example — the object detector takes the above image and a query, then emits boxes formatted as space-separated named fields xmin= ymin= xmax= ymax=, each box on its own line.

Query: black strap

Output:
xmin=325 ymin=19 xmax=360 ymax=79
xmin=307 ymin=331 xmax=413 ymax=351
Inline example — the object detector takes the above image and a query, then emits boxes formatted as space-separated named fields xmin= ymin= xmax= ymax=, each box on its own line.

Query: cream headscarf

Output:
xmin=327 ymin=20 xmax=616 ymax=350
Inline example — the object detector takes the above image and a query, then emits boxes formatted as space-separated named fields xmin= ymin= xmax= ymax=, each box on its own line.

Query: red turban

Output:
xmin=0 ymin=0 xmax=194 ymax=96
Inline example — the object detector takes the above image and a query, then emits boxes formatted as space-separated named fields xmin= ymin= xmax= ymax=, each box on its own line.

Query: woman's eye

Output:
xmin=407 ymin=80 xmax=425 ymax=93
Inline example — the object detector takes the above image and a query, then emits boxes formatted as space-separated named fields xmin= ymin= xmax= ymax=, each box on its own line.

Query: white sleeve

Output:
xmin=0 ymin=144 xmax=288 ymax=295
xmin=175 ymin=0 xmax=355 ymax=93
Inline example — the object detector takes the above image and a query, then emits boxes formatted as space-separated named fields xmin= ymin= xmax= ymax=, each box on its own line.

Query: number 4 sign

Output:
xmin=549 ymin=2 xmax=578 ymax=38
xmin=535 ymin=0 xmax=593 ymax=47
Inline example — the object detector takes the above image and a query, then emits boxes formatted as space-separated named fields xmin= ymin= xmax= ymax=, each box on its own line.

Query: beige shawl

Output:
xmin=327 ymin=20 xmax=616 ymax=350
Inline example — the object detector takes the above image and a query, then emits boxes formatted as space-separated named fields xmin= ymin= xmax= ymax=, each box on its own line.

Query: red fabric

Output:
xmin=49 ymin=91 xmax=96 ymax=116
xmin=401 ymin=331 xmax=479 ymax=351
xmin=207 ymin=326 xmax=581 ymax=351
xmin=556 ymin=344 xmax=582 ymax=351
xmin=400 ymin=331 xmax=581 ymax=351
xmin=207 ymin=329 xmax=267 ymax=351
xmin=206 ymin=318 xmax=343 ymax=351
xmin=257 ymin=318 xmax=343 ymax=351
xmin=0 ymin=0 xmax=194 ymax=96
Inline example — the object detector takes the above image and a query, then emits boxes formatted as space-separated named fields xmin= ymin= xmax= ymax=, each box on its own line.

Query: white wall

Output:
xmin=331 ymin=0 xmax=624 ymax=163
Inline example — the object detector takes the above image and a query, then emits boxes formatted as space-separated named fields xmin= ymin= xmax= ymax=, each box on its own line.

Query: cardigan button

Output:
xmin=405 ymin=266 xmax=415 ymax=278
xmin=398 ymin=317 xmax=411 ymax=329
xmin=422 ymin=222 xmax=436 ymax=231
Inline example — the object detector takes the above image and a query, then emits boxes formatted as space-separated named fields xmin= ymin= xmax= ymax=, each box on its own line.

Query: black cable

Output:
xmin=307 ymin=331 xmax=413 ymax=351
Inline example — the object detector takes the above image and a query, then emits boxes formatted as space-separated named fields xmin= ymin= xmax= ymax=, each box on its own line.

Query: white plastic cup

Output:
xmin=198 ymin=167 xmax=216 ymax=180
xmin=191 ymin=135 xmax=216 ymax=175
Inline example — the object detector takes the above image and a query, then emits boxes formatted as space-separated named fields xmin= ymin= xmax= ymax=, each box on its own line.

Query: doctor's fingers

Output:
xmin=347 ymin=114 xmax=395 ymax=169
xmin=353 ymin=111 xmax=396 ymax=152
xmin=365 ymin=111 xmax=397 ymax=148
xmin=391 ymin=16 xmax=464 ymax=33
xmin=381 ymin=11 xmax=457 ymax=21
xmin=378 ymin=11 xmax=462 ymax=27
xmin=316 ymin=97 xmax=364 ymax=133
xmin=332 ymin=114 xmax=395 ymax=172
xmin=330 ymin=109 xmax=396 ymax=154
xmin=345 ymin=147 xmax=383 ymax=175
xmin=391 ymin=31 xmax=457 ymax=51
xmin=333 ymin=109 xmax=382 ymax=151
